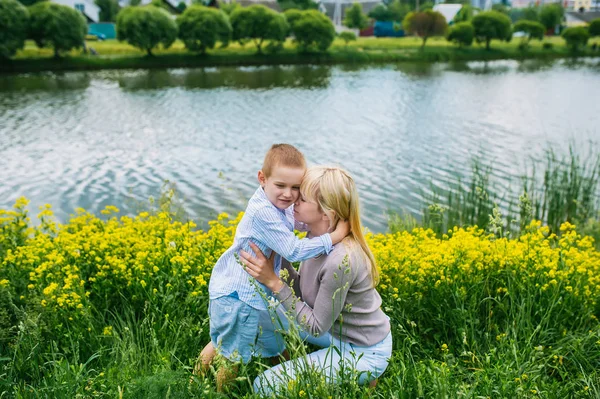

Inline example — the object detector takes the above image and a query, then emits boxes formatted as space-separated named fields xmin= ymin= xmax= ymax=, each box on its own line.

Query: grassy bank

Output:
xmin=2 ymin=36 xmax=599 ymax=73
xmin=1 ymin=192 xmax=599 ymax=398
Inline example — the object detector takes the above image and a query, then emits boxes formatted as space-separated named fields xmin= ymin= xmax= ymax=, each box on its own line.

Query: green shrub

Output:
xmin=447 ymin=21 xmax=474 ymax=47
xmin=0 ymin=0 xmax=29 ymax=59
xmin=177 ymin=5 xmax=231 ymax=53
xmin=343 ymin=2 xmax=368 ymax=31
xmin=116 ymin=6 xmax=178 ymax=56
xmin=513 ymin=19 xmax=545 ymax=47
xmin=28 ymin=2 xmax=87 ymax=58
xmin=543 ymin=41 xmax=553 ymax=49
xmin=292 ymin=9 xmax=335 ymax=52
xmin=561 ymin=26 xmax=590 ymax=51
xmin=230 ymin=5 xmax=289 ymax=53
xmin=471 ymin=10 xmax=512 ymax=50
xmin=402 ymin=10 xmax=448 ymax=49
xmin=283 ymin=8 xmax=303 ymax=30
xmin=339 ymin=31 xmax=357 ymax=47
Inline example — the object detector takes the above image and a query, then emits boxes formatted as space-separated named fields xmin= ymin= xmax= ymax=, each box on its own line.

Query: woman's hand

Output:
xmin=330 ymin=219 xmax=350 ymax=245
xmin=239 ymin=242 xmax=284 ymax=292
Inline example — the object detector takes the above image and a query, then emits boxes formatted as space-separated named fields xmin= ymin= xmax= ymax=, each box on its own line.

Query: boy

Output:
xmin=194 ymin=144 xmax=348 ymax=390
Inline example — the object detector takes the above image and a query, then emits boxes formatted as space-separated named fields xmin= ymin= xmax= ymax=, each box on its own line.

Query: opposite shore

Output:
xmin=2 ymin=36 xmax=599 ymax=74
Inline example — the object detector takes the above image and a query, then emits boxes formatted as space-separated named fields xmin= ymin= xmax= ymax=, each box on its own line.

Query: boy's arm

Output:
xmin=252 ymin=207 xmax=335 ymax=262
xmin=252 ymin=208 xmax=350 ymax=262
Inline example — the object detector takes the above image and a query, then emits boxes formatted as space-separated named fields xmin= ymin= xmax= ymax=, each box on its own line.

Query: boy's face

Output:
xmin=258 ymin=166 xmax=304 ymax=210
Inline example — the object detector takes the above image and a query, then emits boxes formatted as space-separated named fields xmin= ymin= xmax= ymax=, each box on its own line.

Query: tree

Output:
xmin=368 ymin=4 xmax=394 ymax=21
xmin=388 ymin=0 xmax=410 ymax=22
xmin=453 ymin=4 xmax=474 ymax=23
xmin=344 ymin=3 xmax=368 ymax=30
xmin=28 ymin=2 xmax=87 ymax=57
xmin=339 ymin=31 xmax=357 ymax=48
xmin=513 ymin=20 xmax=545 ymax=46
xmin=491 ymin=3 xmax=509 ymax=15
xmin=116 ymin=6 xmax=178 ymax=56
xmin=447 ymin=21 xmax=474 ymax=47
xmin=220 ymin=0 xmax=239 ymax=15
xmin=368 ymin=0 xmax=409 ymax=22
xmin=520 ymin=6 xmax=539 ymax=22
xmin=177 ymin=5 xmax=231 ymax=53
xmin=589 ymin=18 xmax=600 ymax=37
xmin=402 ymin=10 xmax=448 ymax=49
xmin=284 ymin=8 xmax=303 ymax=29
xmin=471 ymin=10 xmax=512 ymax=50
xmin=95 ymin=0 xmax=120 ymax=22
xmin=292 ymin=9 xmax=335 ymax=51
xmin=176 ymin=1 xmax=186 ymax=12
xmin=0 ymin=0 xmax=29 ymax=59
xmin=539 ymin=4 xmax=564 ymax=33
xmin=277 ymin=0 xmax=317 ymax=11
xmin=561 ymin=26 xmax=589 ymax=50
xmin=230 ymin=5 xmax=289 ymax=53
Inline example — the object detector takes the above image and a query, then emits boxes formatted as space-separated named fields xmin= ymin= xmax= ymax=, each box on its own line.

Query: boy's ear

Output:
xmin=257 ymin=170 xmax=266 ymax=187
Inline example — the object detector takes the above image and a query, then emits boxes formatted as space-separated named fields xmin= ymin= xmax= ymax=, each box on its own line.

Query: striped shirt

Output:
xmin=208 ymin=186 xmax=334 ymax=310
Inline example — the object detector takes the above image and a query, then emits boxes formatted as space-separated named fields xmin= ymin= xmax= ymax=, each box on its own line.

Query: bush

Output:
xmin=343 ymin=2 xmax=368 ymax=31
xmin=471 ymin=10 xmax=512 ymax=50
xmin=283 ymin=8 xmax=303 ymax=30
xmin=0 ymin=0 xmax=29 ymax=59
xmin=116 ymin=6 xmax=178 ymax=56
xmin=28 ymin=2 xmax=87 ymax=58
xmin=177 ymin=5 xmax=231 ymax=53
xmin=339 ymin=31 xmax=357 ymax=47
xmin=447 ymin=21 xmax=474 ymax=47
xmin=292 ymin=9 xmax=335 ymax=52
xmin=561 ymin=26 xmax=590 ymax=51
xmin=589 ymin=18 xmax=600 ymax=37
xmin=513 ymin=20 xmax=545 ymax=46
xmin=402 ymin=10 xmax=448 ymax=49
xmin=230 ymin=5 xmax=289 ymax=53
xmin=543 ymin=41 xmax=553 ymax=49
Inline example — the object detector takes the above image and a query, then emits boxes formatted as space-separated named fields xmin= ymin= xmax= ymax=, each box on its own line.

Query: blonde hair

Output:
xmin=301 ymin=166 xmax=379 ymax=287
xmin=262 ymin=144 xmax=306 ymax=178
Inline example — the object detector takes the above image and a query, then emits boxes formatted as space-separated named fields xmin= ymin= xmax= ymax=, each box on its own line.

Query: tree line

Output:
xmin=1 ymin=0 xmax=599 ymax=60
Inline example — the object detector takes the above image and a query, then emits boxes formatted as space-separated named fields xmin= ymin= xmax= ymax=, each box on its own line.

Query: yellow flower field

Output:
xmin=0 ymin=197 xmax=598 ymax=398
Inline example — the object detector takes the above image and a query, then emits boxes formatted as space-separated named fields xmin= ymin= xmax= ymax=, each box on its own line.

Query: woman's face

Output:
xmin=293 ymin=194 xmax=326 ymax=226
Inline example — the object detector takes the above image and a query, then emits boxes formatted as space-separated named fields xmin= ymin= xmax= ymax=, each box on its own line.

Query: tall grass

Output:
xmin=392 ymin=146 xmax=600 ymax=245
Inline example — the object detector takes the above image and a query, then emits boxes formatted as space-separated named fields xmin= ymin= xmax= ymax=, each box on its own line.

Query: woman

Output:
xmin=240 ymin=166 xmax=392 ymax=395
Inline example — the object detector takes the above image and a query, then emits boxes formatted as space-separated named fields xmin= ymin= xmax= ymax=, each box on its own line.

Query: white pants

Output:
xmin=254 ymin=307 xmax=393 ymax=396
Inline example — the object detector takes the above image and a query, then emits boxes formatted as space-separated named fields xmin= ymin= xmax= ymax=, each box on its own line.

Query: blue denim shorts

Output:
xmin=209 ymin=294 xmax=286 ymax=364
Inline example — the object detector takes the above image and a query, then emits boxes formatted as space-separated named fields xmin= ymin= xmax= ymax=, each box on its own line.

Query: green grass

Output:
xmin=3 ymin=36 xmax=599 ymax=73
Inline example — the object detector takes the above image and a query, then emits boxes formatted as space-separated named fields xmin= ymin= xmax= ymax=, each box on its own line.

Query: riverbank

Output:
xmin=2 ymin=36 xmax=599 ymax=73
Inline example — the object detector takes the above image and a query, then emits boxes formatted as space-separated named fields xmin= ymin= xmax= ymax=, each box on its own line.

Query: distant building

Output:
xmin=53 ymin=0 xmax=100 ymax=22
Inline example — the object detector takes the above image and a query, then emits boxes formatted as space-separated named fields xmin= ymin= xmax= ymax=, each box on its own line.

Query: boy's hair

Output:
xmin=262 ymin=144 xmax=306 ymax=177
xmin=301 ymin=166 xmax=379 ymax=288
